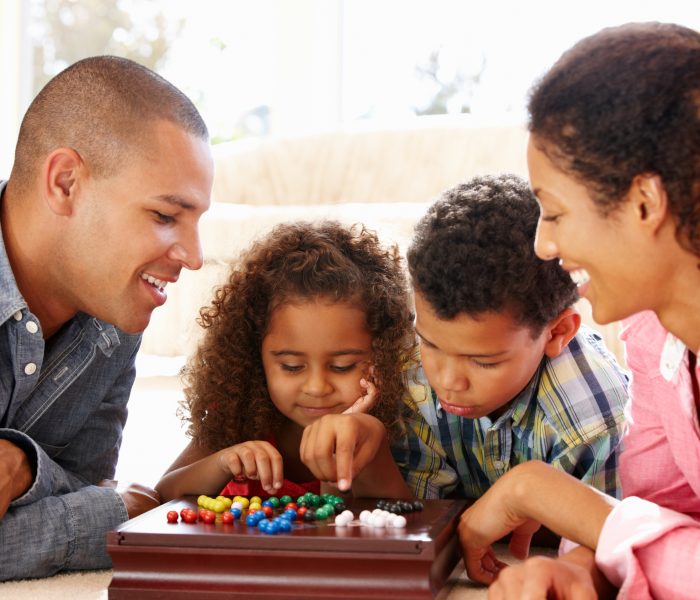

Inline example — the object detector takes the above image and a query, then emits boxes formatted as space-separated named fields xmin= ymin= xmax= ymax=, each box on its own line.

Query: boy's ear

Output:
xmin=543 ymin=307 xmax=581 ymax=359
xmin=43 ymin=147 xmax=84 ymax=216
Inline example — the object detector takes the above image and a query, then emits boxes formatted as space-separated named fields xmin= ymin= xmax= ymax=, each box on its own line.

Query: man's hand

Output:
xmin=99 ymin=480 xmax=161 ymax=519
xmin=300 ymin=413 xmax=385 ymax=492
xmin=0 ymin=439 xmax=33 ymax=519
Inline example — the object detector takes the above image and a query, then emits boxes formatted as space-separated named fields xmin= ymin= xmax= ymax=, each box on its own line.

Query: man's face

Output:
xmin=64 ymin=120 xmax=213 ymax=333
xmin=413 ymin=291 xmax=548 ymax=420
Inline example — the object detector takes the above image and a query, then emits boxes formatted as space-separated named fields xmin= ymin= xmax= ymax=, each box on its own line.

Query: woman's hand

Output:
xmin=459 ymin=486 xmax=542 ymax=584
xmin=487 ymin=556 xmax=597 ymax=600
xmin=217 ymin=440 xmax=284 ymax=494
xmin=457 ymin=462 xmax=617 ymax=585
xmin=486 ymin=545 xmax=616 ymax=600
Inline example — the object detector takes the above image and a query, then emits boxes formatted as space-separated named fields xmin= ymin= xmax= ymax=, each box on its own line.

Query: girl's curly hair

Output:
xmin=528 ymin=21 xmax=700 ymax=257
xmin=182 ymin=220 xmax=415 ymax=451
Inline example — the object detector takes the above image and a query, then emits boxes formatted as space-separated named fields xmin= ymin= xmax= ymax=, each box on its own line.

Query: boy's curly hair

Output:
xmin=528 ymin=22 xmax=700 ymax=258
xmin=182 ymin=220 xmax=415 ymax=451
xmin=407 ymin=174 xmax=578 ymax=333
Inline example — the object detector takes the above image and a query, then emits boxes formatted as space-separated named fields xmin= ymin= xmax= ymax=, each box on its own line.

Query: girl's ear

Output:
xmin=43 ymin=147 xmax=84 ymax=216
xmin=543 ymin=307 xmax=581 ymax=359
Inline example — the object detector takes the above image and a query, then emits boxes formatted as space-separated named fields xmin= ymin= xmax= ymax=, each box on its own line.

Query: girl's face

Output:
xmin=261 ymin=298 xmax=373 ymax=428
xmin=527 ymin=136 xmax=651 ymax=325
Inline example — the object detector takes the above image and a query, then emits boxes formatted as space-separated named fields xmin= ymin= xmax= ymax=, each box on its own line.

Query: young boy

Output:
xmin=393 ymin=174 xmax=628 ymax=501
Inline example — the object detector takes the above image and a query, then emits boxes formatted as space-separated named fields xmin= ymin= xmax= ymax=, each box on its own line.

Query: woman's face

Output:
xmin=527 ymin=136 xmax=651 ymax=325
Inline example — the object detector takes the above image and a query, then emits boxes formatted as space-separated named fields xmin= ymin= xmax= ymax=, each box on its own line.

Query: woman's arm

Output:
xmin=458 ymin=460 xmax=617 ymax=583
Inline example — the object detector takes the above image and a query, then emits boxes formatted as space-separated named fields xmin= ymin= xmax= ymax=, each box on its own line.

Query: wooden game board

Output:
xmin=107 ymin=496 xmax=467 ymax=599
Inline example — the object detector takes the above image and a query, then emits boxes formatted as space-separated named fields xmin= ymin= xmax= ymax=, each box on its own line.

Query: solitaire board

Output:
xmin=107 ymin=496 xmax=467 ymax=599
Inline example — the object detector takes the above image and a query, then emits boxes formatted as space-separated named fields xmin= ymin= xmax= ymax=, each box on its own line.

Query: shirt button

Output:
xmin=493 ymin=460 xmax=504 ymax=469
xmin=26 ymin=321 xmax=39 ymax=334
xmin=13 ymin=311 xmax=22 ymax=321
xmin=24 ymin=363 xmax=37 ymax=375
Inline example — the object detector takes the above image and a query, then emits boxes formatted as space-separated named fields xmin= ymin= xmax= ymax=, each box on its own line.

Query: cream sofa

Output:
xmin=140 ymin=121 xmax=624 ymax=365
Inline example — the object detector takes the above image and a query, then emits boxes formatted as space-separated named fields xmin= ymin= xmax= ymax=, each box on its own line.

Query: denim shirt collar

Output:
xmin=0 ymin=181 xmax=28 ymax=324
xmin=0 ymin=180 xmax=121 ymax=356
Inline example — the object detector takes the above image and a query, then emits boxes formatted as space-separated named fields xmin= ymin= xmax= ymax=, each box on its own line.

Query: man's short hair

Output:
xmin=407 ymin=173 xmax=578 ymax=333
xmin=11 ymin=55 xmax=208 ymax=189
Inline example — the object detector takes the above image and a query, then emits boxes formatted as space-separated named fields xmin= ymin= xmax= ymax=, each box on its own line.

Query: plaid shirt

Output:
xmin=393 ymin=326 xmax=629 ymax=500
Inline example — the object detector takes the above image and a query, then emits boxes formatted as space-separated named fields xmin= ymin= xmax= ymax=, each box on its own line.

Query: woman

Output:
xmin=457 ymin=22 xmax=700 ymax=599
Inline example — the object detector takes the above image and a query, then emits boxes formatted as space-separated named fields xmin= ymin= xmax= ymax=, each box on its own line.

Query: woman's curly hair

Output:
xmin=182 ymin=220 xmax=415 ymax=451
xmin=528 ymin=21 xmax=700 ymax=257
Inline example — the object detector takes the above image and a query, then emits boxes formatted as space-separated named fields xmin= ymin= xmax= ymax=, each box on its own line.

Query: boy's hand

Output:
xmin=217 ymin=441 xmax=283 ymax=494
xmin=300 ymin=413 xmax=385 ymax=492
xmin=342 ymin=365 xmax=378 ymax=415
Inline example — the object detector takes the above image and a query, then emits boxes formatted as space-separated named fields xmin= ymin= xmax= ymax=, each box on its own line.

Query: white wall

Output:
xmin=0 ymin=0 xmax=30 ymax=177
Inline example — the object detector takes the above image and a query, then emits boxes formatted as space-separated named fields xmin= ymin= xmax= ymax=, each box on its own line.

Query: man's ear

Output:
xmin=42 ymin=148 xmax=84 ymax=216
xmin=629 ymin=174 xmax=668 ymax=234
xmin=543 ymin=306 xmax=581 ymax=359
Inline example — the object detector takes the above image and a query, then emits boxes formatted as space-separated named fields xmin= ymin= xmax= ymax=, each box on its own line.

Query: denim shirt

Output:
xmin=0 ymin=181 xmax=142 ymax=579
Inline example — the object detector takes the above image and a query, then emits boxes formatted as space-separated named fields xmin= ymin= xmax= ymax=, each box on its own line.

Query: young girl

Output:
xmin=156 ymin=220 xmax=415 ymax=502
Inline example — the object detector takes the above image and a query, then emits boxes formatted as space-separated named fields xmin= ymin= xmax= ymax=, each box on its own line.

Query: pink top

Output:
xmin=596 ymin=311 xmax=700 ymax=599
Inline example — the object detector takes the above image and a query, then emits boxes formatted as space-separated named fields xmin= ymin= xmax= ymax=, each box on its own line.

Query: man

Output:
xmin=0 ymin=56 xmax=213 ymax=579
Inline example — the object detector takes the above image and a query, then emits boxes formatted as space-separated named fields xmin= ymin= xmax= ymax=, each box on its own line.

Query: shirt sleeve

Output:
xmin=0 ymin=485 xmax=128 ymax=579
xmin=0 ymin=338 xmax=138 ymax=579
xmin=391 ymin=384 xmax=458 ymax=499
xmin=547 ymin=425 xmax=623 ymax=499
xmin=596 ymin=496 xmax=700 ymax=600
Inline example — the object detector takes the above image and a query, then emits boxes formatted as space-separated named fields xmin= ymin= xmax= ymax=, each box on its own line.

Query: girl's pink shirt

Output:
xmin=596 ymin=310 xmax=700 ymax=599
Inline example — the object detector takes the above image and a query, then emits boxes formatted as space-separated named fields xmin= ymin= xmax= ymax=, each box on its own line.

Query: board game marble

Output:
xmin=107 ymin=496 xmax=467 ymax=599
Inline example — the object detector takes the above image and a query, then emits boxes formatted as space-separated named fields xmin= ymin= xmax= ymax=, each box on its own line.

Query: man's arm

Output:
xmin=0 ymin=337 xmax=158 ymax=580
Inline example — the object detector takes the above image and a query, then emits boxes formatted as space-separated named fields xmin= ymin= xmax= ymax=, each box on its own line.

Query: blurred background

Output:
xmin=2 ymin=0 xmax=698 ymax=173
xmin=1 ymin=0 xmax=698 ymax=485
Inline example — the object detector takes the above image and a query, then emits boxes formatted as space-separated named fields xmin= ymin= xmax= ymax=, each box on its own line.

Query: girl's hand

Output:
xmin=342 ymin=365 xmax=378 ymax=414
xmin=486 ymin=556 xmax=598 ymax=600
xmin=217 ymin=440 xmax=283 ymax=494
xmin=300 ymin=413 xmax=385 ymax=491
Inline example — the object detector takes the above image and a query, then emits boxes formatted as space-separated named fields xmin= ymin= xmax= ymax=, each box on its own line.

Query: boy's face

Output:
xmin=414 ymin=291 xmax=548 ymax=420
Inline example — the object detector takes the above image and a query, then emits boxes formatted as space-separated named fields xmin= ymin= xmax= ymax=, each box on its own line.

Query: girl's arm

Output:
xmin=155 ymin=439 xmax=283 ymax=501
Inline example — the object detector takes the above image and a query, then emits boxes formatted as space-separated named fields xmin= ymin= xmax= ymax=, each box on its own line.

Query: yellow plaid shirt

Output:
xmin=392 ymin=326 xmax=629 ymax=500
